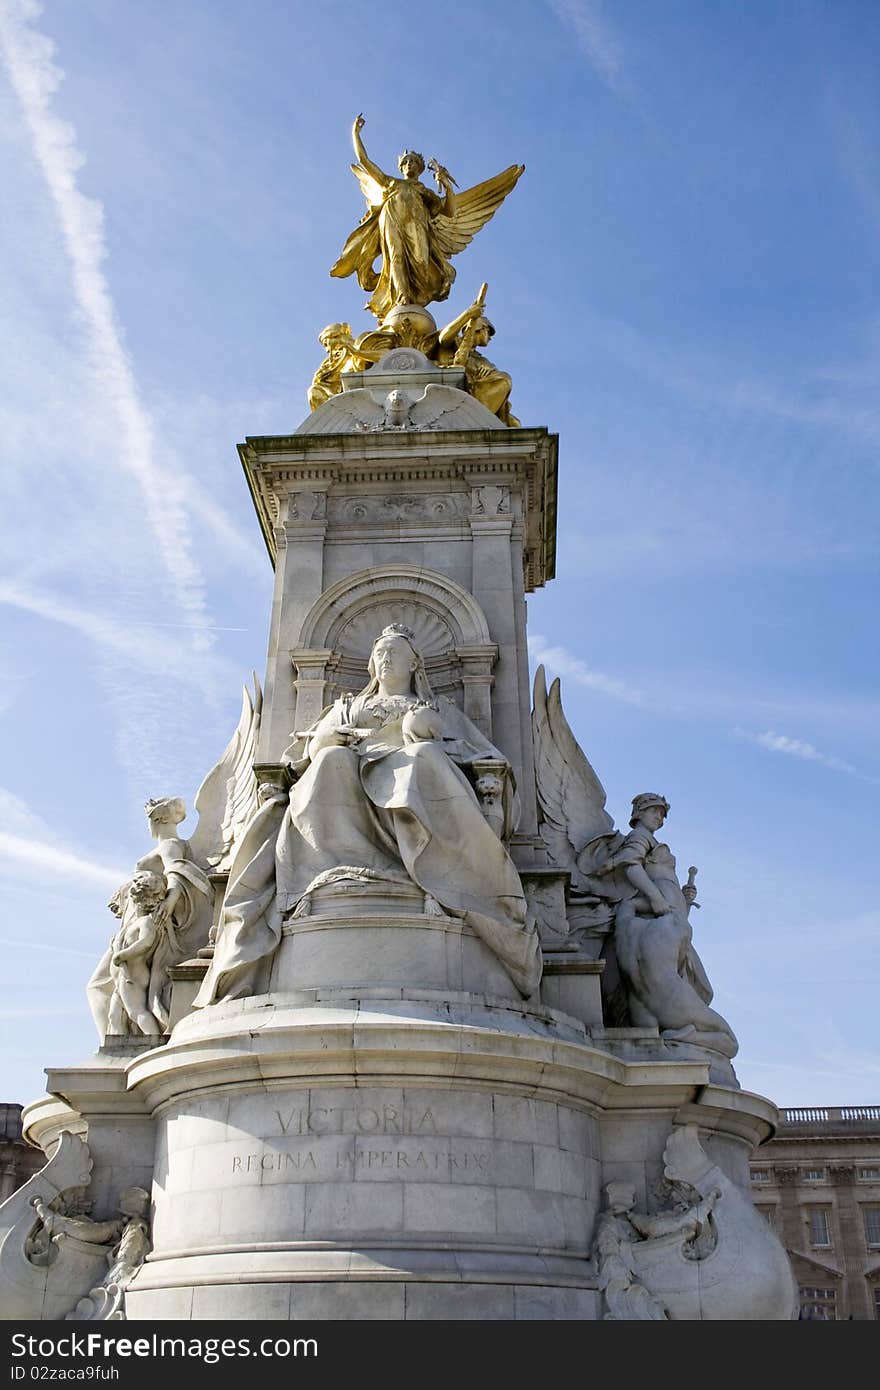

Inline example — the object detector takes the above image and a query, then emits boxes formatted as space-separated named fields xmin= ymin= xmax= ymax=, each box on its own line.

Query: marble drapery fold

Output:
xmin=195 ymin=689 xmax=541 ymax=1005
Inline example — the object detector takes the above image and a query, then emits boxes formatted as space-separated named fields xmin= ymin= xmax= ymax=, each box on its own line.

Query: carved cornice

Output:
xmin=828 ymin=1164 xmax=857 ymax=1186
xmin=239 ymin=428 xmax=557 ymax=590
xmin=773 ymin=1167 xmax=800 ymax=1186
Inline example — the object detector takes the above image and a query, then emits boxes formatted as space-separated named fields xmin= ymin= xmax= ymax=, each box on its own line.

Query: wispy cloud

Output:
xmin=0 ymin=787 xmax=127 ymax=889
xmin=547 ymin=0 xmax=628 ymax=96
xmin=733 ymin=727 xmax=859 ymax=777
xmin=528 ymin=633 xmax=647 ymax=706
xmin=0 ymin=0 xmax=212 ymax=648
xmin=0 ymin=1003 xmax=91 ymax=1017
xmin=824 ymin=81 xmax=880 ymax=235
xmin=583 ymin=310 xmax=880 ymax=452
xmin=0 ymin=580 xmax=241 ymax=681
xmin=738 ymin=1054 xmax=880 ymax=1110
xmin=0 ymin=946 xmax=96 ymax=966
xmin=176 ymin=475 xmax=270 ymax=584
xmin=0 ymin=832 xmax=127 ymax=889
xmin=530 ymin=637 xmax=875 ymax=780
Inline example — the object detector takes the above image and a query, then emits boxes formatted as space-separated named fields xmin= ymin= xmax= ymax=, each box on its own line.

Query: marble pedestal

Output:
xmin=123 ymin=994 xmax=601 ymax=1320
xmin=87 ymin=909 xmax=774 ymax=1320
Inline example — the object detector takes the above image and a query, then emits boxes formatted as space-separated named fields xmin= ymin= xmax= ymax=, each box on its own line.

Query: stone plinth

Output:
xmin=541 ymin=955 xmax=605 ymax=1028
xmin=269 ymin=894 xmax=523 ymax=1001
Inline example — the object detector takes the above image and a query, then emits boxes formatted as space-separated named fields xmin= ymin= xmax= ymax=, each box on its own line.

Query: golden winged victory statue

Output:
xmin=330 ymin=114 xmax=524 ymax=322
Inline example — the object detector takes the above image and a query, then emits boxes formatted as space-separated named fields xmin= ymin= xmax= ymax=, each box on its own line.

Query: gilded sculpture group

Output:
xmin=309 ymin=115 xmax=523 ymax=425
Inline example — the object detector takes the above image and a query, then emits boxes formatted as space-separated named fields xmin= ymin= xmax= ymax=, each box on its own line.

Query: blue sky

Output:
xmin=0 ymin=0 xmax=878 ymax=1111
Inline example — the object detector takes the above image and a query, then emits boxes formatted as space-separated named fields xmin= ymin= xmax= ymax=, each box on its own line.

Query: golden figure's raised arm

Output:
xmin=351 ymin=113 xmax=391 ymax=192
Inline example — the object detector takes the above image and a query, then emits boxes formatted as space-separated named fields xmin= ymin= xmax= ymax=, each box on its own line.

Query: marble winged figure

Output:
xmin=195 ymin=625 xmax=542 ymax=1007
xmin=532 ymin=667 xmax=737 ymax=1061
xmin=86 ymin=679 xmax=263 ymax=1041
xmin=330 ymin=115 xmax=524 ymax=321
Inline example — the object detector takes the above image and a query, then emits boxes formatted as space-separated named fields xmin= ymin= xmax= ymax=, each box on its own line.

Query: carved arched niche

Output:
xmin=291 ymin=566 xmax=498 ymax=737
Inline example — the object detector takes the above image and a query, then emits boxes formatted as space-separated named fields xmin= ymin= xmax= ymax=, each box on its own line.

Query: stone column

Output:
xmin=773 ymin=1166 xmax=803 ymax=1257
xmin=0 ymin=1161 xmax=18 ymax=1204
xmin=468 ymin=484 xmax=527 ymax=804
xmin=258 ymin=489 xmax=328 ymax=763
xmin=291 ymin=648 xmax=339 ymax=733
xmin=454 ymin=643 xmax=498 ymax=738
xmin=830 ymin=1164 xmax=870 ymax=1320
xmin=509 ymin=507 xmax=540 ymax=843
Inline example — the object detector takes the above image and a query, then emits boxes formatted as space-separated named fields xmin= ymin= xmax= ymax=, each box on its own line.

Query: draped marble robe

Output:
xmin=194 ymin=692 xmax=542 ymax=1005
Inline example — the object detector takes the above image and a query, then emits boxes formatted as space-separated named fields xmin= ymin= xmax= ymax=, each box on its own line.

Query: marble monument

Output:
xmin=0 ymin=117 xmax=796 ymax=1322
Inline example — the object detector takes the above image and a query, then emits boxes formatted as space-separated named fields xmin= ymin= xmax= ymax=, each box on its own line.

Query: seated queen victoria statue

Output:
xmin=195 ymin=625 xmax=542 ymax=1007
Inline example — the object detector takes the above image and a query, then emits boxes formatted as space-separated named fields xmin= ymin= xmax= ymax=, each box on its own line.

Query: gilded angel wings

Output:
xmin=431 ymin=164 xmax=525 ymax=259
xmin=347 ymin=160 xmax=524 ymax=259
xmin=331 ymin=128 xmax=524 ymax=320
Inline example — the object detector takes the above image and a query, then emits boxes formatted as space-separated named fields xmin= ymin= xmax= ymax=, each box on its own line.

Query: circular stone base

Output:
xmin=123 ymin=994 xmax=785 ymax=1321
xmin=125 ymin=998 xmax=605 ymax=1320
xmin=269 ymin=900 xmax=523 ymax=1001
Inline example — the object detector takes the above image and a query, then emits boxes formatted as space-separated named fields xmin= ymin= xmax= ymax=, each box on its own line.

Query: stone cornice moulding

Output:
xmin=122 ymin=1001 xmax=772 ymax=1149
xmin=239 ymin=427 xmax=558 ymax=586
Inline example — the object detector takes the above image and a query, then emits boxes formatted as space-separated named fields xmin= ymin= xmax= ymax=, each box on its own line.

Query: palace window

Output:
xmin=858 ymin=1167 xmax=880 ymax=1181
xmin=863 ymin=1207 xmax=880 ymax=1247
xmin=807 ymin=1208 xmax=831 ymax=1247
xmin=750 ymin=1169 xmax=770 ymax=1183
xmin=799 ymin=1286 xmax=837 ymax=1321
xmin=803 ymin=1168 xmax=826 ymax=1182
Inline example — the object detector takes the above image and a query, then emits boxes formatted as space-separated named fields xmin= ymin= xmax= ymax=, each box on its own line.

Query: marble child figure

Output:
xmin=86 ymin=797 xmax=213 ymax=1040
xmin=106 ymin=871 xmax=166 ymax=1037
xmin=66 ymin=1186 xmax=152 ymax=1322
xmin=196 ymin=625 xmax=542 ymax=1006
xmin=595 ymin=1177 xmax=720 ymax=1321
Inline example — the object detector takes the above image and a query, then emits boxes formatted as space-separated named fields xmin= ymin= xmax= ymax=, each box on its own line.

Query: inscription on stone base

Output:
xmin=230 ymin=1147 xmax=491 ymax=1176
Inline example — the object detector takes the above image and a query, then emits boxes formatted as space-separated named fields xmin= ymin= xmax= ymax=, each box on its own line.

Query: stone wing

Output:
xmin=295 ymin=390 xmax=388 ymax=434
xmin=432 ymin=164 xmax=525 ymax=258
xmin=188 ymin=676 xmax=263 ymax=871
xmin=407 ymin=384 xmax=505 ymax=431
xmin=532 ymin=665 xmax=614 ymax=882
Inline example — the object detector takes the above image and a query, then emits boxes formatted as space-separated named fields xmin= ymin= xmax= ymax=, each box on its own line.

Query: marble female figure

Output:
xmin=195 ymin=626 xmax=541 ymax=1005
xmin=608 ymin=794 xmax=738 ymax=1059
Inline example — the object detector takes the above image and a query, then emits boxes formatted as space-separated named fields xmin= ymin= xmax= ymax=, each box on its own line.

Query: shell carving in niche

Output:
xmin=334 ymin=603 xmax=456 ymax=662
